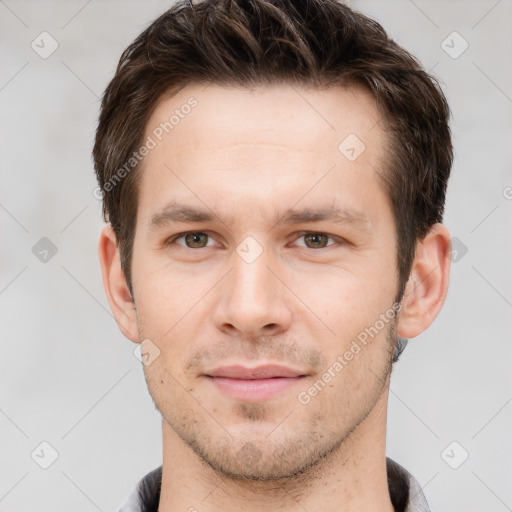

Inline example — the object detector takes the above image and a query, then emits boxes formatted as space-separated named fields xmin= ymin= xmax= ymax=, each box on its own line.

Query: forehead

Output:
xmin=146 ymin=82 xmax=384 ymax=154
xmin=137 ymin=83 xmax=389 ymax=225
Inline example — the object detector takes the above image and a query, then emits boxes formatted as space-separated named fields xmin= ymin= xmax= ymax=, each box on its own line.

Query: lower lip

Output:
xmin=207 ymin=376 xmax=305 ymax=401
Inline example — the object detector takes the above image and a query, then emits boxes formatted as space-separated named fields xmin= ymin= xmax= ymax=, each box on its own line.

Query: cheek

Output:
xmin=132 ymin=258 xmax=218 ymax=371
xmin=133 ymin=254 xmax=197 ymax=322
xmin=290 ymin=263 xmax=394 ymax=336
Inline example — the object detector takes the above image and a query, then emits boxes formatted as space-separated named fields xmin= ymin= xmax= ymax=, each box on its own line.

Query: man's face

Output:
xmin=130 ymin=83 xmax=399 ymax=479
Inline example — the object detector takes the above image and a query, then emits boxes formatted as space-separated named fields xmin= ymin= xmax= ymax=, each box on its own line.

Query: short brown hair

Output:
xmin=93 ymin=0 xmax=452 ymax=300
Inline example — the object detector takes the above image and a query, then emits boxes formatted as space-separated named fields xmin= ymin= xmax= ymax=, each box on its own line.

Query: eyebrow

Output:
xmin=148 ymin=201 xmax=371 ymax=231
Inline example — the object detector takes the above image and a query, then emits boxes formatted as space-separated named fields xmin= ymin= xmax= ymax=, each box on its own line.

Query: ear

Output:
xmin=397 ymin=223 xmax=451 ymax=338
xmin=98 ymin=225 xmax=139 ymax=343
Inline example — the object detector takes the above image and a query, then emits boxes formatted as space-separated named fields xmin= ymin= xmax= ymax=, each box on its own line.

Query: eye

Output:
xmin=293 ymin=232 xmax=339 ymax=249
xmin=166 ymin=231 xmax=342 ymax=251
xmin=168 ymin=231 xmax=215 ymax=249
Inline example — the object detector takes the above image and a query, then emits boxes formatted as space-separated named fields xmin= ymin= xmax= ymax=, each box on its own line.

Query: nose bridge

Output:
xmin=214 ymin=238 xmax=291 ymax=336
xmin=232 ymin=245 xmax=274 ymax=303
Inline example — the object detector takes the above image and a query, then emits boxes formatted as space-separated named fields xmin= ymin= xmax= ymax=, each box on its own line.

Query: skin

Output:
xmin=99 ymin=83 xmax=451 ymax=512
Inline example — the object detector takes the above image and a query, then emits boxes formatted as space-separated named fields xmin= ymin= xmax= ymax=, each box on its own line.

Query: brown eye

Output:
xmin=304 ymin=233 xmax=329 ymax=248
xmin=184 ymin=232 xmax=209 ymax=248
xmin=297 ymin=232 xmax=335 ymax=249
xmin=173 ymin=232 xmax=212 ymax=248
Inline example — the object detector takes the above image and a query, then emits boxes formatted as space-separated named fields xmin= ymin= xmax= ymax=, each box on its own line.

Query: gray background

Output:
xmin=1 ymin=0 xmax=511 ymax=510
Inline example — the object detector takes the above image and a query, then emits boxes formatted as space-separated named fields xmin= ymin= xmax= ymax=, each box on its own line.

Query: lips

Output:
xmin=205 ymin=364 xmax=307 ymax=379
xmin=204 ymin=364 xmax=308 ymax=401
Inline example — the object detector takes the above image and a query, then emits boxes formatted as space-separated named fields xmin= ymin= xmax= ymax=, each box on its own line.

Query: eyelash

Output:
xmin=166 ymin=231 xmax=343 ymax=250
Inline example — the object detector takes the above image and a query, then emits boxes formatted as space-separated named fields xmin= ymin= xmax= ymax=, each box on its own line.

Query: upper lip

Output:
xmin=206 ymin=364 xmax=307 ymax=379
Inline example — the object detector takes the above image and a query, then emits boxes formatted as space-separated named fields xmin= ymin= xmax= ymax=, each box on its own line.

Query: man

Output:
xmin=94 ymin=0 xmax=452 ymax=510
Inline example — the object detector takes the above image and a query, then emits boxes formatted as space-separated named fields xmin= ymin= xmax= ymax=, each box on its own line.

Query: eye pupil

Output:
xmin=305 ymin=233 xmax=327 ymax=248
xmin=185 ymin=232 xmax=208 ymax=248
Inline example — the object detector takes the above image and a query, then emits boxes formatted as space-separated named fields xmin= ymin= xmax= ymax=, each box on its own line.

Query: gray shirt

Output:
xmin=118 ymin=457 xmax=430 ymax=512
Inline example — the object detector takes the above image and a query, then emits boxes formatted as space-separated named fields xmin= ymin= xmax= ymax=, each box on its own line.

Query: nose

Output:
xmin=212 ymin=244 xmax=293 ymax=339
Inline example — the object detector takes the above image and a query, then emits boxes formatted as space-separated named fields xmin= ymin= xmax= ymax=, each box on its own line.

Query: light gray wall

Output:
xmin=1 ymin=0 xmax=510 ymax=510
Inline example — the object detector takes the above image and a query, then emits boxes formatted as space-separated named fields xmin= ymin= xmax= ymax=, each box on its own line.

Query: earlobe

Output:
xmin=397 ymin=223 xmax=452 ymax=339
xmin=98 ymin=225 xmax=139 ymax=343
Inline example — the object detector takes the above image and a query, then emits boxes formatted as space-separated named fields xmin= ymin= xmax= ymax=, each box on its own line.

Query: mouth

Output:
xmin=204 ymin=364 xmax=309 ymax=401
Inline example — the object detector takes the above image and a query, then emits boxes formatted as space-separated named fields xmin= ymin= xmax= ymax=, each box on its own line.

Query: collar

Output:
xmin=118 ymin=457 xmax=430 ymax=512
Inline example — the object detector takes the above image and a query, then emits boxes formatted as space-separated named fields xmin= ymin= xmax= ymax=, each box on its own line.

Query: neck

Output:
xmin=158 ymin=389 xmax=394 ymax=512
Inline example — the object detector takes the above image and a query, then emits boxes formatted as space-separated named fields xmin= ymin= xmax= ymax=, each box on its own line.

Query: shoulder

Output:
xmin=117 ymin=466 xmax=162 ymax=512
